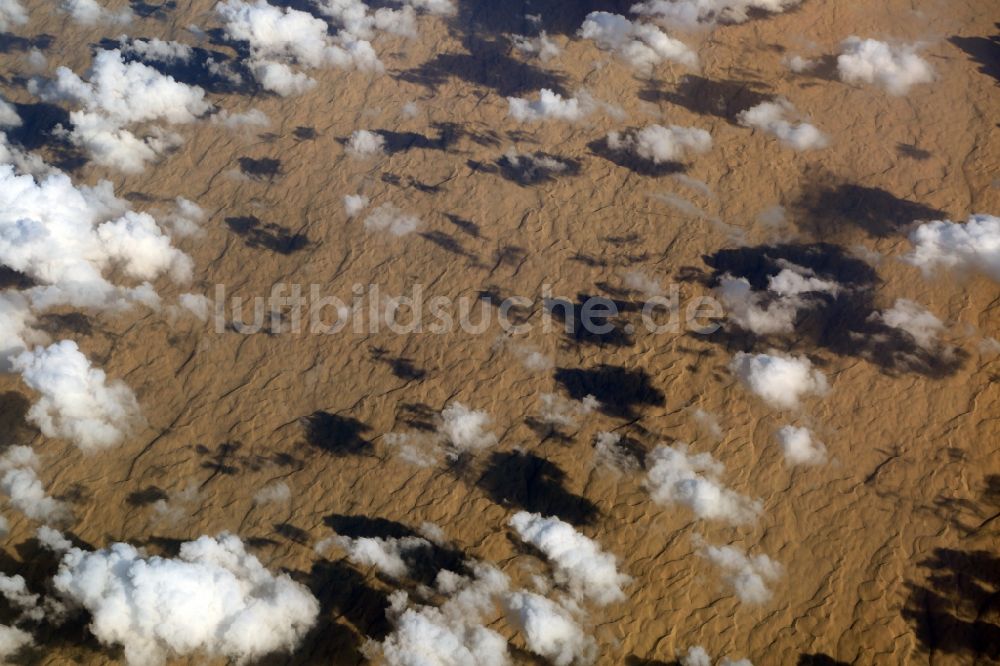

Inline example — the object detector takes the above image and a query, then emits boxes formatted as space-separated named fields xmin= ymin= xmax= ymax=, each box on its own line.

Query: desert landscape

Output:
xmin=0 ymin=0 xmax=997 ymax=664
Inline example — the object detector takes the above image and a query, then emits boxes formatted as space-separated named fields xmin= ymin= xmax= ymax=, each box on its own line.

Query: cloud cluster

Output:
xmin=61 ymin=0 xmax=133 ymax=25
xmin=579 ymin=12 xmax=697 ymax=73
xmin=907 ymin=214 xmax=1000 ymax=282
xmin=872 ymin=299 xmax=943 ymax=349
xmin=775 ymin=425 xmax=826 ymax=465
xmin=364 ymin=203 xmax=421 ymax=236
xmin=0 ymin=445 xmax=69 ymax=523
xmin=53 ymin=533 xmax=319 ymax=665
xmin=503 ymin=591 xmax=596 ymax=666
xmin=837 ymin=37 xmax=933 ymax=95
xmin=737 ymin=100 xmax=828 ymax=151
xmin=216 ymin=0 xmax=383 ymax=95
xmin=0 ymin=165 xmax=192 ymax=312
xmin=699 ymin=541 xmax=782 ymax=604
xmin=34 ymin=49 xmax=210 ymax=171
xmin=0 ymin=573 xmax=43 ymax=621
xmin=346 ymin=129 xmax=386 ymax=157
xmin=607 ymin=124 xmax=712 ymax=164
xmin=0 ymin=0 xmax=26 ymax=31
xmin=537 ymin=393 xmax=598 ymax=429
xmin=729 ymin=351 xmax=828 ymax=410
xmin=645 ymin=443 xmax=761 ymax=524
xmin=509 ymin=512 xmax=630 ymax=605
xmin=631 ymin=0 xmax=802 ymax=27
xmin=507 ymin=89 xmax=592 ymax=122
xmin=331 ymin=534 xmax=433 ymax=579
xmin=13 ymin=341 xmax=143 ymax=452
xmin=716 ymin=260 xmax=841 ymax=335
xmin=376 ymin=563 xmax=511 ymax=666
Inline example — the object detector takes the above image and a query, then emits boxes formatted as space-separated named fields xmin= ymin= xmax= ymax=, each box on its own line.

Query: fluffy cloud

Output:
xmin=579 ymin=12 xmax=697 ymax=72
xmin=364 ymin=203 xmax=420 ymax=236
xmin=0 ymin=445 xmax=69 ymax=523
xmin=119 ymin=38 xmax=194 ymax=64
xmin=729 ymin=351 xmax=828 ymax=410
xmin=872 ymin=299 xmax=943 ymax=349
xmin=775 ymin=425 xmax=826 ymax=465
xmin=507 ymin=89 xmax=592 ymax=122
xmin=631 ymin=0 xmax=801 ymax=27
xmin=344 ymin=194 xmax=370 ymax=217
xmin=330 ymin=534 xmax=432 ymax=579
xmin=34 ymin=49 xmax=210 ymax=171
xmin=54 ymin=533 xmax=319 ymax=666
xmin=36 ymin=525 xmax=72 ymax=552
xmin=346 ymin=129 xmax=386 ymax=157
xmin=376 ymin=563 xmax=511 ymax=666
xmin=737 ymin=100 xmax=828 ymax=151
xmin=0 ymin=0 xmax=27 ymax=31
xmin=508 ymin=512 xmax=630 ymax=605
xmin=699 ymin=541 xmax=782 ymax=604
xmin=0 ymin=625 xmax=33 ymax=662
xmin=0 ymin=573 xmax=43 ymax=621
xmin=906 ymin=214 xmax=1000 ymax=281
xmin=13 ymin=341 xmax=143 ymax=452
xmin=645 ymin=443 xmax=761 ymax=524
xmin=216 ymin=0 xmax=382 ymax=95
xmin=537 ymin=393 xmax=598 ymax=429
xmin=717 ymin=261 xmax=841 ymax=335
xmin=0 ymin=97 xmax=20 ymax=129
xmin=607 ymin=124 xmax=712 ymax=163
xmin=593 ymin=432 xmax=643 ymax=473
xmin=439 ymin=402 xmax=498 ymax=453
xmin=252 ymin=481 xmax=290 ymax=505
xmin=503 ymin=591 xmax=596 ymax=666
xmin=681 ymin=646 xmax=753 ymax=666
xmin=61 ymin=0 xmax=133 ymax=25
xmin=837 ymin=37 xmax=933 ymax=95
xmin=162 ymin=197 xmax=205 ymax=238
xmin=213 ymin=108 xmax=270 ymax=129
xmin=512 ymin=32 xmax=561 ymax=62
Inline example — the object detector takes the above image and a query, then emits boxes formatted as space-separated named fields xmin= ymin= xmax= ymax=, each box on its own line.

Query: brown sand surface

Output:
xmin=0 ymin=0 xmax=998 ymax=663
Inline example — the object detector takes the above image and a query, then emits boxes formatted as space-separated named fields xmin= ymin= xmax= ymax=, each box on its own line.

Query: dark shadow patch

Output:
xmin=419 ymin=230 xmax=478 ymax=262
xmin=275 ymin=522 xmax=311 ymax=544
xmin=554 ymin=365 xmax=665 ymax=419
xmin=6 ymin=102 xmax=87 ymax=170
xmin=130 ymin=0 xmax=177 ymax=19
xmin=451 ymin=0 xmax=632 ymax=36
xmin=493 ymin=151 xmax=582 ymax=185
xmin=37 ymin=312 xmax=93 ymax=336
xmin=111 ymin=38 xmax=254 ymax=94
xmin=0 ymin=32 xmax=53 ymax=53
xmin=950 ymin=26 xmax=1000 ymax=87
xmin=904 ymin=548 xmax=1000 ymax=660
xmin=363 ymin=123 xmax=463 ymax=154
xmin=370 ymin=347 xmax=427 ymax=381
xmin=225 ymin=215 xmax=308 ymax=254
xmin=897 ymin=143 xmax=931 ymax=160
xmin=0 ymin=266 xmax=34 ymax=290
xmin=641 ymin=75 xmax=774 ymax=123
xmin=239 ymin=156 xmax=282 ymax=180
xmin=445 ymin=214 xmax=480 ymax=237
xmin=126 ymin=486 xmax=168 ymax=506
xmin=476 ymin=451 xmax=599 ymax=526
xmin=302 ymin=559 xmax=392 ymax=640
xmin=588 ymin=135 xmax=685 ymax=177
xmin=624 ymin=657 xmax=677 ymax=666
xmin=0 ymin=391 xmax=32 ymax=448
xmin=793 ymin=181 xmax=945 ymax=239
xmin=293 ymin=126 xmax=317 ymax=140
xmin=397 ymin=35 xmax=568 ymax=96
xmin=934 ymin=474 xmax=1000 ymax=536
xmin=700 ymin=243 xmax=967 ymax=378
xmin=397 ymin=403 xmax=437 ymax=432
xmin=197 ymin=441 xmax=243 ymax=481
xmin=302 ymin=412 xmax=374 ymax=456
xmin=544 ymin=296 xmax=635 ymax=348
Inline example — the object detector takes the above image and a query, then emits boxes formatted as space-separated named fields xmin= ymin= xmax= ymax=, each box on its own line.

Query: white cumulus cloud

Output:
xmin=775 ymin=425 xmax=826 ymax=465
xmin=503 ymin=591 xmax=596 ymax=666
xmin=13 ymin=340 xmax=143 ymax=452
xmin=61 ymin=0 xmax=133 ymax=25
xmin=631 ymin=0 xmax=802 ymax=28
xmin=906 ymin=214 xmax=1000 ymax=282
xmin=737 ymin=99 xmax=827 ymax=151
xmin=346 ymin=129 xmax=386 ymax=157
xmin=507 ymin=89 xmax=592 ymax=122
xmin=645 ymin=443 xmax=761 ymax=524
xmin=607 ymin=124 xmax=712 ymax=163
xmin=364 ymin=203 xmax=420 ymax=236
xmin=699 ymin=540 xmax=782 ymax=604
xmin=579 ymin=12 xmax=697 ymax=72
xmin=0 ymin=445 xmax=69 ymax=523
xmin=837 ymin=37 xmax=933 ymax=95
xmin=53 ymin=533 xmax=319 ymax=666
xmin=729 ymin=351 xmax=828 ymax=410
xmin=508 ymin=512 xmax=630 ymax=605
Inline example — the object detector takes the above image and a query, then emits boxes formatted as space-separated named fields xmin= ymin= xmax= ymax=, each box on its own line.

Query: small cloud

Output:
xmin=632 ymin=0 xmax=802 ymax=28
xmin=730 ymin=351 xmax=828 ymax=410
xmin=343 ymin=194 xmax=370 ymax=218
xmin=507 ymin=89 xmax=593 ymax=122
xmin=439 ymin=402 xmax=498 ymax=453
xmin=253 ymin=481 xmax=291 ymax=505
xmin=607 ymin=124 xmax=712 ymax=163
xmin=213 ymin=108 xmax=270 ymax=129
xmin=907 ymin=214 xmax=1000 ymax=282
xmin=871 ymin=298 xmax=944 ymax=349
xmin=503 ymin=591 xmax=596 ymax=665
xmin=0 ymin=446 xmax=70 ymax=523
xmin=738 ymin=100 xmax=828 ymax=151
xmin=346 ymin=129 xmax=386 ymax=157
xmin=775 ymin=425 xmax=827 ymax=466
xmin=837 ymin=37 xmax=933 ymax=95
xmin=579 ymin=12 xmax=697 ymax=73
xmin=511 ymin=31 xmax=561 ymax=62
xmin=509 ymin=511 xmax=631 ymax=605
xmin=645 ymin=443 xmax=761 ymax=524
xmin=698 ymin=539 xmax=782 ymax=605
xmin=364 ymin=203 xmax=420 ymax=236
xmin=60 ymin=0 xmax=133 ymax=25
xmin=0 ymin=0 xmax=27 ymax=32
